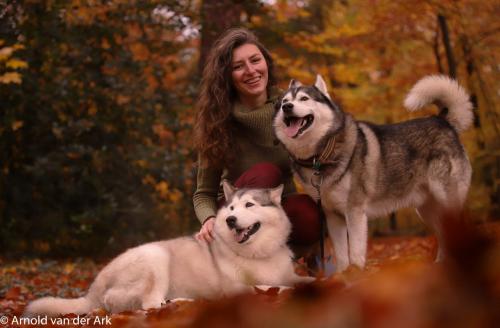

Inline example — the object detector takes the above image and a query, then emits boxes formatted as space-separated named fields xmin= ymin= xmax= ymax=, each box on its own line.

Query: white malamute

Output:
xmin=24 ymin=182 xmax=312 ymax=316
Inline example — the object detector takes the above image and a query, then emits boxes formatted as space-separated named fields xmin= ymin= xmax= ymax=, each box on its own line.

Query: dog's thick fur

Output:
xmin=274 ymin=75 xmax=473 ymax=271
xmin=24 ymin=183 xmax=312 ymax=316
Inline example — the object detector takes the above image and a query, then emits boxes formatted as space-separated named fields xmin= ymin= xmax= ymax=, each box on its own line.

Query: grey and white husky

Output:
xmin=273 ymin=74 xmax=473 ymax=271
xmin=24 ymin=183 xmax=312 ymax=316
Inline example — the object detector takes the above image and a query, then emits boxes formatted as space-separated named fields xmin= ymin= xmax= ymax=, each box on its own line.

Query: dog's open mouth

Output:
xmin=234 ymin=222 xmax=261 ymax=244
xmin=283 ymin=114 xmax=314 ymax=138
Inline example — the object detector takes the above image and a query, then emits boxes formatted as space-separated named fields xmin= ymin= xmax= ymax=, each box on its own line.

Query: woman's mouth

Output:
xmin=245 ymin=76 xmax=261 ymax=86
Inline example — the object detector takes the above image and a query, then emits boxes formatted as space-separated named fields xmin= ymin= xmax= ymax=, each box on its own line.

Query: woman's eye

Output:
xmin=233 ymin=65 xmax=242 ymax=70
xmin=251 ymin=57 xmax=261 ymax=63
xmin=300 ymin=96 xmax=309 ymax=101
xmin=245 ymin=202 xmax=254 ymax=208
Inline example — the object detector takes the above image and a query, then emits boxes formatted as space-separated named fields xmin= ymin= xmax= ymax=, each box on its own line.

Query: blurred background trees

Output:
xmin=1 ymin=0 xmax=498 ymax=257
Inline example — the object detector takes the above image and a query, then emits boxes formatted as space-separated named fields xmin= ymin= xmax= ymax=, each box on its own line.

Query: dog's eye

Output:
xmin=300 ymin=96 xmax=309 ymax=101
xmin=282 ymin=99 xmax=289 ymax=103
xmin=245 ymin=202 xmax=254 ymax=208
xmin=230 ymin=206 xmax=234 ymax=211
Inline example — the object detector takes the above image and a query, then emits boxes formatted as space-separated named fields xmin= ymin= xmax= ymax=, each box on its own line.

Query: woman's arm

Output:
xmin=193 ymin=156 xmax=222 ymax=242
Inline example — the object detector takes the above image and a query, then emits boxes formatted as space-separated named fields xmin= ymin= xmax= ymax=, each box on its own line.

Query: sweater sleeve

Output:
xmin=193 ymin=156 xmax=222 ymax=224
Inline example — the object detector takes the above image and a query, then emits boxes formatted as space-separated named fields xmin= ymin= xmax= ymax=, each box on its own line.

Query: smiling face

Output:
xmin=213 ymin=182 xmax=291 ymax=259
xmin=273 ymin=75 xmax=344 ymax=159
xmin=231 ymin=43 xmax=269 ymax=108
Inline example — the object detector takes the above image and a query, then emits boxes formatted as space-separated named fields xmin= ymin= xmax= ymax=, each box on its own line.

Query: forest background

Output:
xmin=1 ymin=0 xmax=499 ymax=257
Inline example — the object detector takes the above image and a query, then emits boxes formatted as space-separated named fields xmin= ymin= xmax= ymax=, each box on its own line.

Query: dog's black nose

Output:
xmin=226 ymin=216 xmax=237 ymax=229
xmin=282 ymin=102 xmax=294 ymax=113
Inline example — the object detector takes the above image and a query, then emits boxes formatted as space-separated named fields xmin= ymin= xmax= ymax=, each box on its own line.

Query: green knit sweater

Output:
xmin=193 ymin=94 xmax=295 ymax=224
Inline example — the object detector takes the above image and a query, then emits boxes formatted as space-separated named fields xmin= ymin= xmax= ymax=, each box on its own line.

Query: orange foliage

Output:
xmin=1 ymin=221 xmax=498 ymax=327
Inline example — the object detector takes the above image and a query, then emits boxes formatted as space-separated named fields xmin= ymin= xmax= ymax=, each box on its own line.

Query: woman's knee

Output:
xmin=282 ymin=194 xmax=321 ymax=245
xmin=234 ymin=162 xmax=282 ymax=189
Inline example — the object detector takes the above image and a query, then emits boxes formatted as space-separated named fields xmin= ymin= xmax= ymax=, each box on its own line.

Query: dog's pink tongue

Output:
xmin=284 ymin=119 xmax=303 ymax=138
xmin=235 ymin=229 xmax=247 ymax=243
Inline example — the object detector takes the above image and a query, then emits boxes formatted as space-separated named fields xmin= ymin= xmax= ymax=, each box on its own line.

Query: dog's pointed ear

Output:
xmin=222 ymin=180 xmax=237 ymax=202
xmin=314 ymin=74 xmax=331 ymax=100
xmin=269 ymin=184 xmax=284 ymax=204
xmin=289 ymin=79 xmax=302 ymax=89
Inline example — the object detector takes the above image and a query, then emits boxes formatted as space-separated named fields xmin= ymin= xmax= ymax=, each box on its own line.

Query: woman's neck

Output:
xmin=238 ymin=91 xmax=268 ymax=110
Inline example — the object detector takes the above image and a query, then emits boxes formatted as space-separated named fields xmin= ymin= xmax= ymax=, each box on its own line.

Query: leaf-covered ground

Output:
xmin=1 ymin=221 xmax=499 ymax=328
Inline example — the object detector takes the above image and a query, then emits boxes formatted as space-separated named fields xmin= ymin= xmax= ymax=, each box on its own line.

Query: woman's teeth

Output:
xmin=246 ymin=77 xmax=261 ymax=85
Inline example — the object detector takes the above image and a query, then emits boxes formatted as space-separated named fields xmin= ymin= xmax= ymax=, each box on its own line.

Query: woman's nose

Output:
xmin=244 ymin=62 xmax=256 ymax=74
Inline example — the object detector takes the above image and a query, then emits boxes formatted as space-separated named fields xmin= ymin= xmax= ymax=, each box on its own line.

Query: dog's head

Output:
xmin=273 ymin=75 xmax=344 ymax=159
xmin=214 ymin=181 xmax=291 ymax=259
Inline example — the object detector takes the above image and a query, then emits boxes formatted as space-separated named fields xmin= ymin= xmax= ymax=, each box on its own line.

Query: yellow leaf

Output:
xmin=135 ymin=160 xmax=147 ymax=168
xmin=101 ymin=38 xmax=110 ymax=49
xmin=64 ymin=263 xmax=75 ymax=274
xmin=34 ymin=241 xmax=50 ymax=253
xmin=11 ymin=120 xmax=24 ymax=131
xmin=142 ymin=174 xmax=156 ymax=186
xmin=169 ymin=189 xmax=182 ymax=202
xmin=129 ymin=42 xmax=149 ymax=61
xmin=52 ymin=126 xmax=63 ymax=139
xmin=58 ymin=112 xmax=68 ymax=122
xmin=250 ymin=16 xmax=262 ymax=26
xmin=6 ymin=59 xmax=28 ymax=69
xmin=155 ymin=181 xmax=169 ymax=194
xmin=116 ymin=94 xmax=130 ymax=105
xmin=66 ymin=152 xmax=81 ymax=160
xmin=88 ymin=103 xmax=98 ymax=115
xmin=0 ymin=47 xmax=14 ymax=61
xmin=0 ymin=72 xmax=22 ymax=84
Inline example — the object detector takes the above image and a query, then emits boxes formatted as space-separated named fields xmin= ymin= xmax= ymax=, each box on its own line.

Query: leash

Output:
xmin=310 ymin=136 xmax=337 ymax=273
xmin=310 ymin=163 xmax=327 ymax=272
xmin=289 ymin=136 xmax=338 ymax=273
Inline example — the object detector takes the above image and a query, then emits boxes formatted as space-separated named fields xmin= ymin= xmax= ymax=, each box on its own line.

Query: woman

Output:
xmin=193 ymin=27 xmax=320 ymax=250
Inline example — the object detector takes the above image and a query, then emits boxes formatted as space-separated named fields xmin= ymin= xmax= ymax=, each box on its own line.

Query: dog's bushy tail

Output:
xmin=23 ymin=296 xmax=94 ymax=317
xmin=404 ymin=75 xmax=473 ymax=132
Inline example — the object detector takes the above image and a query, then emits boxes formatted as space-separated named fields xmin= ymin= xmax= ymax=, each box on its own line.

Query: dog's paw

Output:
xmin=141 ymin=297 xmax=166 ymax=310
xmin=350 ymin=255 xmax=366 ymax=269
xmin=168 ymin=298 xmax=195 ymax=303
xmin=336 ymin=259 xmax=350 ymax=273
xmin=293 ymin=276 xmax=315 ymax=285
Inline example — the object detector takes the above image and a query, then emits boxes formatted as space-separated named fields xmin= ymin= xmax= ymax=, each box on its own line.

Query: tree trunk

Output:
xmin=437 ymin=14 xmax=457 ymax=79
xmin=433 ymin=24 xmax=444 ymax=74
xmin=199 ymin=0 xmax=243 ymax=74
xmin=460 ymin=34 xmax=485 ymax=150
xmin=389 ymin=212 xmax=397 ymax=232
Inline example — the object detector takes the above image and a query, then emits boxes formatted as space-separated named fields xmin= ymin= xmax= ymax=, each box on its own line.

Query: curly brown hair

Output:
xmin=194 ymin=27 xmax=276 ymax=168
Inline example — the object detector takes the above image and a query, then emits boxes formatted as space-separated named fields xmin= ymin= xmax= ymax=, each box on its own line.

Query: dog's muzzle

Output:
xmin=282 ymin=112 xmax=314 ymax=139
xmin=226 ymin=216 xmax=261 ymax=244
xmin=226 ymin=216 xmax=237 ymax=229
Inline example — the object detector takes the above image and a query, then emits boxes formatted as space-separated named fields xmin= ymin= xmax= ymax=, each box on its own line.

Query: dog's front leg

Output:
xmin=223 ymin=283 xmax=254 ymax=297
xmin=345 ymin=207 xmax=368 ymax=269
xmin=283 ymin=272 xmax=316 ymax=286
xmin=325 ymin=211 xmax=349 ymax=272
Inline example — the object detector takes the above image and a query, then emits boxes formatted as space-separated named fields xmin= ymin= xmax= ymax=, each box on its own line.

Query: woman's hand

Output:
xmin=196 ymin=217 xmax=215 ymax=243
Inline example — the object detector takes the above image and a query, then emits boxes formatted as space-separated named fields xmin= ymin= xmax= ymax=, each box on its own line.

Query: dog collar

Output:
xmin=291 ymin=136 xmax=337 ymax=171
